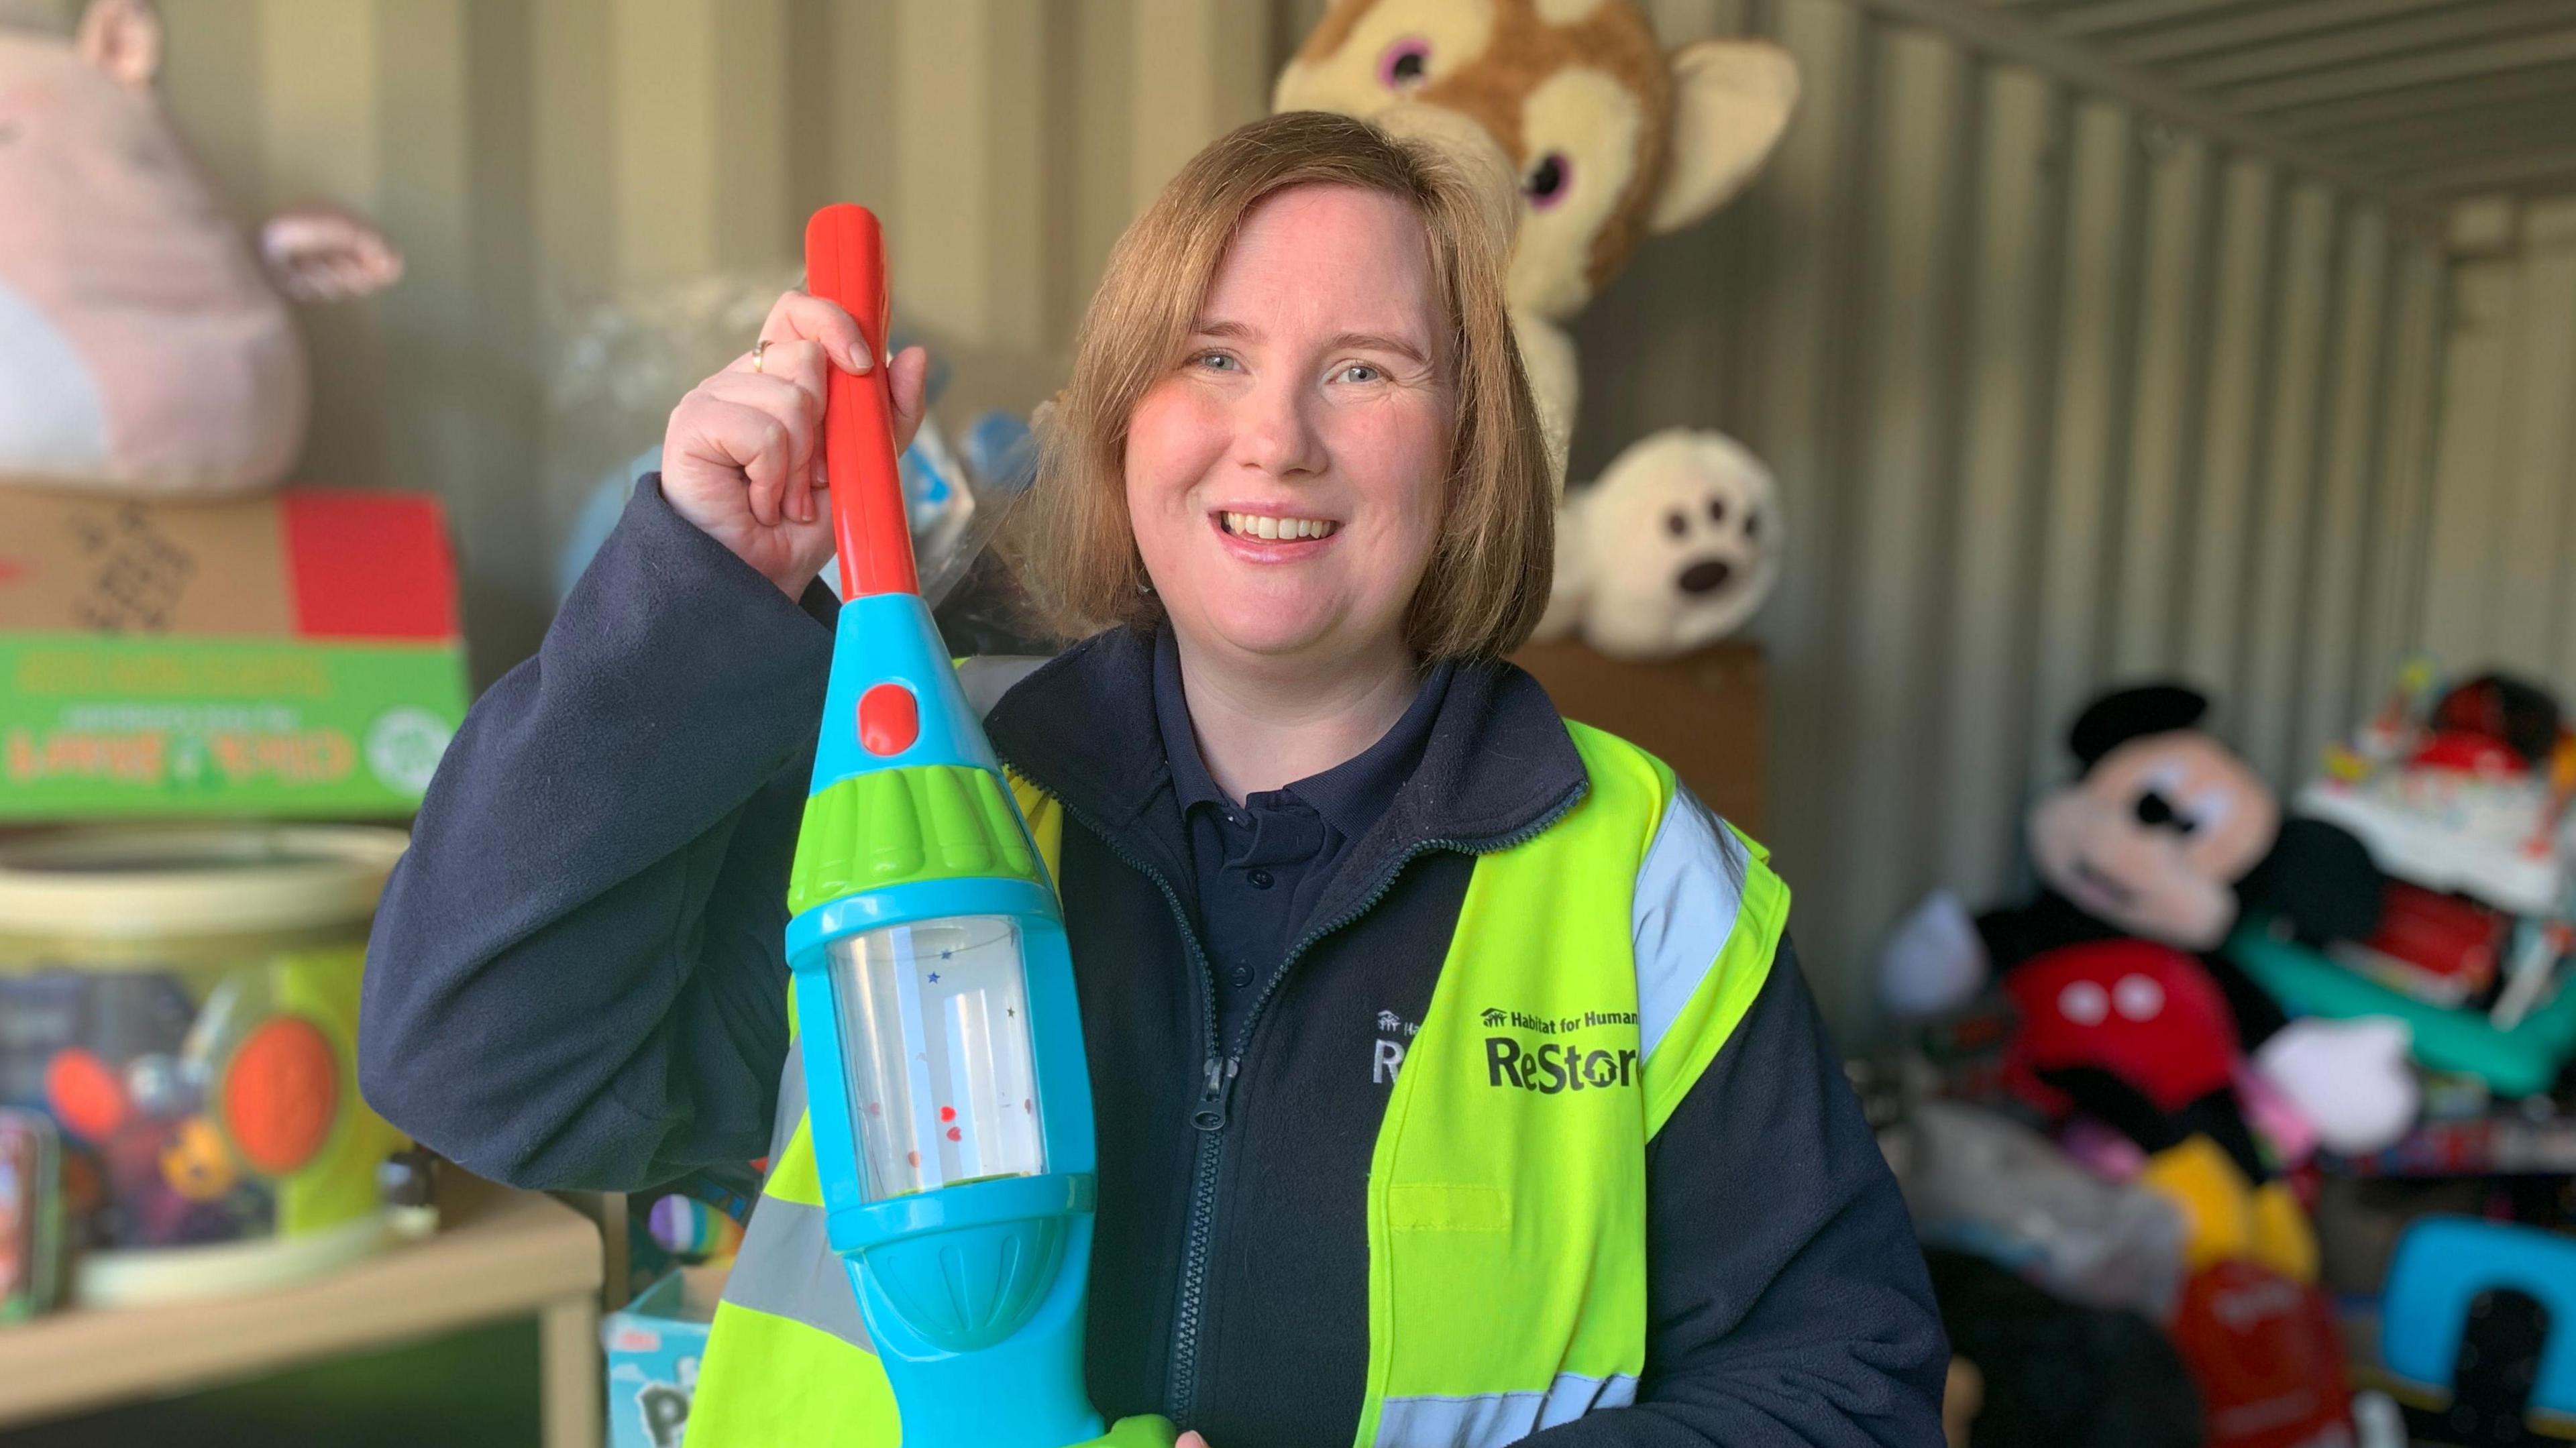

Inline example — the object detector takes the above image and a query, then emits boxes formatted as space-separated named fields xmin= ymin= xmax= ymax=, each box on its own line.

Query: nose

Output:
xmin=1239 ymin=374 xmax=1328 ymax=478
xmin=1677 ymin=559 xmax=1733 ymax=595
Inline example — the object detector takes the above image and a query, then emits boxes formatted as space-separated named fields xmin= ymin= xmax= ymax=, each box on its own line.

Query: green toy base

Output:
xmin=1083 ymin=1414 xmax=1182 ymax=1448
xmin=2229 ymin=924 xmax=2576 ymax=1099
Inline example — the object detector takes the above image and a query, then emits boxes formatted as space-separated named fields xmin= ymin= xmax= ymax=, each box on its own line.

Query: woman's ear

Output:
xmin=1649 ymin=39 xmax=1799 ymax=234
xmin=2241 ymin=818 xmax=2383 ymax=945
xmin=76 ymin=0 xmax=161 ymax=92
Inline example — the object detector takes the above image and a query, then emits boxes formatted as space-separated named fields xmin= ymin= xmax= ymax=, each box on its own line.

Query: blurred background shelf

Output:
xmin=0 ymin=1176 xmax=602 ymax=1448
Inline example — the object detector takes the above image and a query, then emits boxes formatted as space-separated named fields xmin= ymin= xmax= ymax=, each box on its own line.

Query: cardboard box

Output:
xmin=604 ymin=1266 xmax=726 ymax=1448
xmin=1513 ymin=638 xmax=1766 ymax=836
xmin=0 ymin=488 xmax=468 ymax=818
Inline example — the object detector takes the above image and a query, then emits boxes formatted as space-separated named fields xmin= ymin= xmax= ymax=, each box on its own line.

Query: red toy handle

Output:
xmin=804 ymin=204 xmax=919 ymax=599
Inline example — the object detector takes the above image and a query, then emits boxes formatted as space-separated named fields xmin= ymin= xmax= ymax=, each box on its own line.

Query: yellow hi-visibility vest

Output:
xmin=684 ymin=723 xmax=1790 ymax=1448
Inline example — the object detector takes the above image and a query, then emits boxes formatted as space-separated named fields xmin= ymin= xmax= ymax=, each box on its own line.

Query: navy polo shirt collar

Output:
xmin=983 ymin=622 xmax=1591 ymax=930
xmin=1149 ymin=624 xmax=1453 ymax=848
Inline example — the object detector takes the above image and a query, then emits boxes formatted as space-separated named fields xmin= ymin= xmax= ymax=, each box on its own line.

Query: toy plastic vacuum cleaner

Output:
xmin=783 ymin=205 xmax=1153 ymax=1448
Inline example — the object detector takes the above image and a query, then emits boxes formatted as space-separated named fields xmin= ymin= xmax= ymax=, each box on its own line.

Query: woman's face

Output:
xmin=1125 ymin=184 xmax=1452 ymax=669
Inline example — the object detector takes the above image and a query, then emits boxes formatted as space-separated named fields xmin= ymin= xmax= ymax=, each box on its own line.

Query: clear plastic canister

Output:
xmin=824 ymin=915 xmax=1045 ymax=1199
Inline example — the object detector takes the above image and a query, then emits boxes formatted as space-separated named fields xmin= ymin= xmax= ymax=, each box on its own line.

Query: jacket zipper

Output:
xmin=1006 ymin=765 xmax=1585 ymax=1427
xmin=1004 ymin=771 xmax=1230 ymax=1423
xmin=1162 ymin=783 xmax=1587 ymax=1424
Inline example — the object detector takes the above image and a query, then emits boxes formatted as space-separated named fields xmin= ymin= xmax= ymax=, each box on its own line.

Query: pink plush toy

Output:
xmin=0 ymin=0 xmax=400 ymax=496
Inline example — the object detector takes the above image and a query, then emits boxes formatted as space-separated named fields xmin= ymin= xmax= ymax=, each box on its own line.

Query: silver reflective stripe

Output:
xmin=1631 ymin=783 xmax=1749 ymax=1064
xmin=956 ymin=654 xmax=1049 ymax=718
xmin=1372 ymin=1372 xmax=1640 ymax=1447
xmin=718 ymin=1193 xmax=875 ymax=1353
xmin=767 ymin=1038 xmax=806 ymax=1170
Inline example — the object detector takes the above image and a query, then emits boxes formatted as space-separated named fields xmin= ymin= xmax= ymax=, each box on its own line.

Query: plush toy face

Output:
xmin=2029 ymin=731 xmax=2282 ymax=950
xmin=1564 ymin=428 xmax=1777 ymax=658
xmin=1276 ymin=0 xmax=1796 ymax=321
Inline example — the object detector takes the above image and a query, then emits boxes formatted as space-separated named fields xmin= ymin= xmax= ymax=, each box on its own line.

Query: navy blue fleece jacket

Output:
xmin=360 ymin=479 xmax=1946 ymax=1447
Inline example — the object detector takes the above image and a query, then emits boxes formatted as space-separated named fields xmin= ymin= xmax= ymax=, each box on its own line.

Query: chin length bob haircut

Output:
xmin=1010 ymin=109 xmax=1554 ymax=663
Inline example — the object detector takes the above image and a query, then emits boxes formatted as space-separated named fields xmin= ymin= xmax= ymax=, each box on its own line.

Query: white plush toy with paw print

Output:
xmin=1536 ymin=428 xmax=1780 ymax=658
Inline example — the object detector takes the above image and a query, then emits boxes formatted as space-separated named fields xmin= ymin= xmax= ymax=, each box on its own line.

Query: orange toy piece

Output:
xmin=162 ymin=1116 xmax=238 ymax=1201
xmin=221 ymin=1016 xmax=340 ymax=1176
xmin=43 ymin=1048 xmax=129 ymax=1142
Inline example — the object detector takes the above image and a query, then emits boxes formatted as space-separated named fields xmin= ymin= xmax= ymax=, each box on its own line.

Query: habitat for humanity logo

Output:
xmin=1483 ymin=1004 xmax=1638 ymax=1095
xmin=1373 ymin=1009 xmax=1422 ymax=1084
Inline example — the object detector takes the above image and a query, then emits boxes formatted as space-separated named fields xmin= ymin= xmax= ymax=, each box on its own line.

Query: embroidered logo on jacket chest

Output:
xmin=1373 ymin=1009 xmax=1421 ymax=1084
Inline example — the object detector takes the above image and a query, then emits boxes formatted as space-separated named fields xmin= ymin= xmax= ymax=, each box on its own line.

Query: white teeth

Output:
xmin=1222 ymin=511 xmax=1337 ymax=540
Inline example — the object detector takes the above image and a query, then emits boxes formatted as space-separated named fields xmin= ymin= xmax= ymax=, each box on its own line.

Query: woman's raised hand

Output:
xmin=660 ymin=288 xmax=930 ymax=598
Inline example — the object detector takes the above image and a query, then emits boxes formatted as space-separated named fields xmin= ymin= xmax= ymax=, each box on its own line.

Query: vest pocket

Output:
xmin=1386 ymin=1182 xmax=1510 ymax=1233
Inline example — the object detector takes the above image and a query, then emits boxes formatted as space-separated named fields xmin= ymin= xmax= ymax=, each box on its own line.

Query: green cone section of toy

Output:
xmin=788 ymin=764 xmax=1041 ymax=916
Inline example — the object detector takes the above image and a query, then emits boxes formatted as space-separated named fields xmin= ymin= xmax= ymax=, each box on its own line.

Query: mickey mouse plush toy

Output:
xmin=1886 ymin=684 xmax=2410 ymax=1283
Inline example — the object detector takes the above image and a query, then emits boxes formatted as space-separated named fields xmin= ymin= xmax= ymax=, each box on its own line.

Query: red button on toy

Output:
xmin=859 ymin=683 xmax=919 ymax=755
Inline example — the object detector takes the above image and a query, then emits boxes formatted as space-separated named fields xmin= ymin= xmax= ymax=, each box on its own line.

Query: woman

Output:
xmin=360 ymin=111 xmax=1945 ymax=1447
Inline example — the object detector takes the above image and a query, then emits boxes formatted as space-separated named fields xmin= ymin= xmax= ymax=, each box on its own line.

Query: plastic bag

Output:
xmin=1893 ymin=1099 xmax=2187 ymax=1321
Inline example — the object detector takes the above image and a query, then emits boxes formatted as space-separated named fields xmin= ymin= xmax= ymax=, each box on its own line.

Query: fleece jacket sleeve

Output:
xmin=1523 ymin=940 xmax=1951 ymax=1447
xmin=359 ymin=477 xmax=830 ymax=1192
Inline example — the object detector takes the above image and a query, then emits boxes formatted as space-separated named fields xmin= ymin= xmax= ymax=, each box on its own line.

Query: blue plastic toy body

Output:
xmin=783 ymin=205 xmax=1109 ymax=1448
xmin=787 ymin=596 xmax=1106 ymax=1447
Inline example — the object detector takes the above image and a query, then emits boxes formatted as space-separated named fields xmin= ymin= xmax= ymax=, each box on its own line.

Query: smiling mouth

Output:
xmin=1216 ymin=510 xmax=1339 ymax=542
xmin=2071 ymin=858 xmax=2137 ymax=909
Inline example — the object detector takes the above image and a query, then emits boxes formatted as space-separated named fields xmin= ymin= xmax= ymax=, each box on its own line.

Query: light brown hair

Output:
xmin=1010 ymin=109 xmax=1554 ymax=661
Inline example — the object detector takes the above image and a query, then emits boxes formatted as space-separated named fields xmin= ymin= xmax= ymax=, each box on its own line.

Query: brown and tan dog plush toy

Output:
xmin=1276 ymin=0 xmax=1797 ymax=653
xmin=0 ymin=0 xmax=402 ymax=496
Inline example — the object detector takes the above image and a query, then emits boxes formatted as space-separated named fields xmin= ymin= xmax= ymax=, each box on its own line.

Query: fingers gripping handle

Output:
xmin=804 ymin=204 xmax=920 ymax=599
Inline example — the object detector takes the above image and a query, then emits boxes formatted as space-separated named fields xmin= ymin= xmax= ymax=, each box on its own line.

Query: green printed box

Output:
xmin=0 ymin=489 xmax=468 ymax=819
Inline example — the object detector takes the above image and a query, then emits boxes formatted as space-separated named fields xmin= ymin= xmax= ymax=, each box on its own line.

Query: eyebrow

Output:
xmin=1188 ymin=319 xmax=1433 ymax=368
xmin=1329 ymin=331 xmax=1432 ymax=366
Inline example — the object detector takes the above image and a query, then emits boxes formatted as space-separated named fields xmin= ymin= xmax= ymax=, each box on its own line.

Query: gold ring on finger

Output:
xmin=753 ymin=339 xmax=771 ymax=374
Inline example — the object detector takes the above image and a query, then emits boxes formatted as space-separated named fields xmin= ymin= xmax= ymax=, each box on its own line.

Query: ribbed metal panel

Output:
xmin=2422 ymin=199 xmax=2576 ymax=712
xmin=129 ymin=0 xmax=2502 ymax=1036
xmin=152 ymin=0 xmax=1273 ymax=675
xmin=1617 ymin=0 xmax=2461 ymax=1031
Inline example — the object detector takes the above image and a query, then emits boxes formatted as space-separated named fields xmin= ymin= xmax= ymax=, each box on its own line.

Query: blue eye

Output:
xmin=1338 ymin=364 xmax=1382 ymax=384
xmin=1193 ymin=351 xmax=1239 ymax=372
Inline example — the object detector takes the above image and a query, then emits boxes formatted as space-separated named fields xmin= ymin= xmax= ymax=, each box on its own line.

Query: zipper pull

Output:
xmin=1190 ymin=1055 xmax=1240 ymax=1133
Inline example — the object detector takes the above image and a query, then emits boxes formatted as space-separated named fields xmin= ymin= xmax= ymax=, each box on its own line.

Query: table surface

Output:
xmin=0 ymin=1178 xmax=602 ymax=1428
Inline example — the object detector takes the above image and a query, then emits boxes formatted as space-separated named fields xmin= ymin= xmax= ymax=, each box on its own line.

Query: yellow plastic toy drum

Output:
xmin=0 ymin=826 xmax=409 ymax=1306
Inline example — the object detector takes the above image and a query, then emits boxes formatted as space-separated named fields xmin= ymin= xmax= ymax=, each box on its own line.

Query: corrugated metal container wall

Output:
xmin=144 ymin=0 xmax=1279 ymax=676
xmin=126 ymin=0 xmax=2475 ymax=1036
xmin=2420 ymin=199 xmax=2576 ymax=717
xmin=1574 ymin=0 xmax=2455 ymax=1032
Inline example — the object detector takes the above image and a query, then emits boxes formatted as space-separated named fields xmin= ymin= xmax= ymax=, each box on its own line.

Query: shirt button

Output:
xmin=1230 ymin=967 xmax=1253 ymax=987
xmin=1247 ymin=868 xmax=1275 ymax=889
